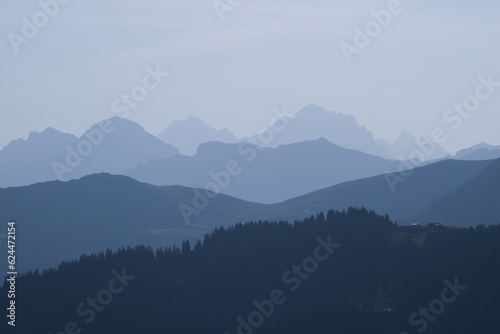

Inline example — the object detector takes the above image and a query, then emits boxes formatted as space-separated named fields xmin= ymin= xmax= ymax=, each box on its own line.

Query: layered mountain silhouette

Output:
xmin=123 ymin=138 xmax=401 ymax=203
xmin=416 ymin=157 xmax=500 ymax=226
xmin=2 ymin=158 xmax=496 ymax=274
xmin=1 ymin=103 xmax=497 ymax=277
xmin=0 ymin=104 xmax=455 ymax=190
xmin=253 ymin=159 xmax=493 ymax=224
xmin=243 ymin=104 xmax=450 ymax=160
xmin=0 ymin=128 xmax=78 ymax=187
xmin=53 ymin=117 xmax=179 ymax=180
xmin=376 ymin=129 xmax=449 ymax=161
xmin=0 ymin=173 xmax=263 ymax=273
xmin=454 ymin=142 xmax=500 ymax=161
xmin=0 ymin=117 xmax=178 ymax=187
xmin=242 ymin=104 xmax=391 ymax=157
xmin=157 ymin=116 xmax=237 ymax=155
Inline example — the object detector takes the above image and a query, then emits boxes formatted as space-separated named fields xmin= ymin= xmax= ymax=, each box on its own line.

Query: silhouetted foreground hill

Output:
xmin=0 ymin=174 xmax=264 ymax=273
xmin=2 ymin=208 xmax=499 ymax=333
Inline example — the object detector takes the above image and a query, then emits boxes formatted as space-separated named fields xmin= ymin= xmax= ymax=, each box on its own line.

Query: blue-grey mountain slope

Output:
xmin=376 ymin=129 xmax=449 ymax=160
xmin=454 ymin=142 xmax=500 ymax=161
xmin=252 ymin=159 xmax=492 ymax=224
xmin=0 ymin=117 xmax=179 ymax=187
xmin=0 ymin=128 xmax=78 ymax=187
xmin=415 ymin=157 xmax=500 ymax=226
xmin=123 ymin=138 xmax=400 ymax=203
xmin=0 ymin=173 xmax=263 ymax=273
xmin=52 ymin=117 xmax=179 ymax=181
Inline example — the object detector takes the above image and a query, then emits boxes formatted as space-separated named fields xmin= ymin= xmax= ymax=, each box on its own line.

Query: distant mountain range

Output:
xmin=124 ymin=137 xmax=401 ymax=203
xmin=0 ymin=104 xmax=497 ymax=193
xmin=242 ymin=104 xmax=450 ymax=160
xmin=2 ymin=158 xmax=497 ymax=273
xmin=155 ymin=104 xmax=452 ymax=161
xmin=454 ymin=142 xmax=500 ymax=160
xmin=242 ymin=104 xmax=392 ymax=158
xmin=0 ymin=128 xmax=77 ymax=187
xmin=376 ymin=129 xmax=449 ymax=161
xmin=157 ymin=116 xmax=237 ymax=155
xmin=57 ymin=117 xmax=179 ymax=179
xmin=0 ymin=117 xmax=178 ymax=187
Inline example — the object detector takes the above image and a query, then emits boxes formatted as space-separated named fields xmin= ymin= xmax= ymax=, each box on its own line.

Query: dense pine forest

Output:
xmin=2 ymin=207 xmax=500 ymax=333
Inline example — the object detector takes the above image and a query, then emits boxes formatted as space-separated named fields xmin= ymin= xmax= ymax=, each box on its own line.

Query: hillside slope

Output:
xmin=416 ymin=158 xmax=500 ymax=226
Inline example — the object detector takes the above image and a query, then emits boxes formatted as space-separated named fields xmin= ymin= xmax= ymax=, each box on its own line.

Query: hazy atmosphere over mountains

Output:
xmin=2 ymin=103 xmax=496 ymax=193
xmin=2 ymin=1 xmax=499 ymax=153
xmin=1 ymin=1 xmax=499 ymax=333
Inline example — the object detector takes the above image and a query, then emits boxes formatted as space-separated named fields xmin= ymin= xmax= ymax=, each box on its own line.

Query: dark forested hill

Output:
xmin=1 ymin=208 xmax=499 ymax=334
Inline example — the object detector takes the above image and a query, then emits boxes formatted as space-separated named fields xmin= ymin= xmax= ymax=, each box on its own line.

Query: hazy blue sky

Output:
xmin=1 ymin=0 xmax=499 ymax=153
